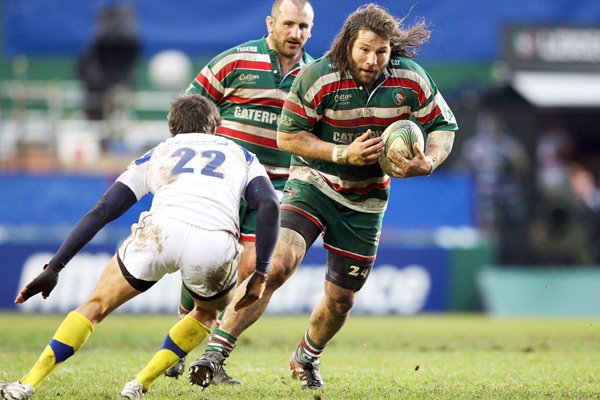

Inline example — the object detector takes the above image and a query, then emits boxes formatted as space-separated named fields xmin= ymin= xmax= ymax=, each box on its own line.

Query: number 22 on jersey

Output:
xmin=171 ymin=147 xmax=225 ymax=179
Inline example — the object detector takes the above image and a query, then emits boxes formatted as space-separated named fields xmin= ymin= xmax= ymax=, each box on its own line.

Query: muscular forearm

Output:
xmin=277 ymin=130 xmax=335 ymax=162
xmin=424 ymin=130 xmax=455 ymax=173
xmin=277 ymin=129 xmax=384 ymax=166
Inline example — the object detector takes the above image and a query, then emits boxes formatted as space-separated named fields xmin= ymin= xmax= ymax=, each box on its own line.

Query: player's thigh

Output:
xmin=118 ymin=212 xmax=183 ymax=285
xmin=237 ymin=240 xmax=256 ymax=282
xmin=78 ymin=255 xmax=140 ymax=323
xmin=237 ymin=201 xmax=258 ymax=281
xmin=180 ymin=230 xmax=240 ymax=327
xmin=280 ymin=180 xmax=326 ymax=249
xmin=322 ymin=201 xmax=383 ymax=292
xmin=239 ymin=198 xmax=256 ymax=243
xmin=179 ymin=229 xmax=240 ymax=300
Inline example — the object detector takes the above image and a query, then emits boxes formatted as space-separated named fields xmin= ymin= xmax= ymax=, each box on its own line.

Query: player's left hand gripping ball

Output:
xmin=15 ymin=264 xmax=61 ymax=304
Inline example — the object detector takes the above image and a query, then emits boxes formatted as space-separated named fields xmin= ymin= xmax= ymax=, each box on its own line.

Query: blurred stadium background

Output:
xmin=2 ymin=0 xmax=600 ymax=317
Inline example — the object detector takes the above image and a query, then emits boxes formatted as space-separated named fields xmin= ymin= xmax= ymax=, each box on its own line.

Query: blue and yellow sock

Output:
xmin=21 ymin=311 xmax=94 ymax=388
xmin=135 ymin=315 xmax=210 ymax=388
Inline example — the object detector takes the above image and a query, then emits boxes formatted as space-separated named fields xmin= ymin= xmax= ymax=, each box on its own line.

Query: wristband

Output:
xmin=332 ymin=145 xmax=349 ymax=164
xmin=254 ymin=261 xmax=269 ymax=276
xmin=425 ymin=156 xmax=438 ymax=175
xmin=253 ymin=270 xmax=268 ymax=278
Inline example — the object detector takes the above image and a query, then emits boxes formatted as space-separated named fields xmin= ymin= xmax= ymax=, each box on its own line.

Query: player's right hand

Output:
xmin=234 ymin=270 xmax=267 ymax=311
xmin=15 ymin=264 xmax=61 ymax=304
xmin=347 ymin=129 xmax=385 ymax=166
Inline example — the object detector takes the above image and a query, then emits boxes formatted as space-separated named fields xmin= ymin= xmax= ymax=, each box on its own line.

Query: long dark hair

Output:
xmin=328 ymin=3 xmax=431 ymax=76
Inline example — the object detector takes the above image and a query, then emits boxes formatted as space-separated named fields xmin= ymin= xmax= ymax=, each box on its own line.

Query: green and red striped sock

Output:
xmin=295 ymin=331 xmax=324 ymax=364
xmin=205 ymin=327 xmax=237 ymax=357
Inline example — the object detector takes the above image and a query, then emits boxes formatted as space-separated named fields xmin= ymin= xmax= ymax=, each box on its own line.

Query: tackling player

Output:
xmin=164 ymin=0 xmax=314 ymax=382
xmin=0 ymin=94 xmax=280 ymax=400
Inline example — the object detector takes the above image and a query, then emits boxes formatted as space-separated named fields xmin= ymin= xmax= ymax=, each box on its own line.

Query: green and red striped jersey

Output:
xmin=186 ymin=37 xmax=313 ymax=191
xmin=278 ymin=54 xmax=459 ymax=213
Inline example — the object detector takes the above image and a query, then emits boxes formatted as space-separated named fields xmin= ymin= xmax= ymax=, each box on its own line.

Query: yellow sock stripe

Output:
xmin=169 ymin=315 xmax=210 ymax=353
xmin=135 ymin=315 xmax=210 ymax=389
xmin=53 ymin=311 xmax=94 ymax=352
xmin=21 ymin=311 xmax=94 ymax=388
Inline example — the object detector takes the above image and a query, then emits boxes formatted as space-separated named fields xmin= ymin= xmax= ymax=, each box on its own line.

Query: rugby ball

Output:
xmin=378 ymin=119 xmax=424 ymax=175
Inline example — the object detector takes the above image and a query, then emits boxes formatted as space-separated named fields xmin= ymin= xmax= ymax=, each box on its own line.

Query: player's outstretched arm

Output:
xmin=234 ymin=175 xmax=280 ymax=311
xmin=15 ymin=182 xmax=137 ymax=304
xmin=15 ymin=264 xmax=61 ymax=303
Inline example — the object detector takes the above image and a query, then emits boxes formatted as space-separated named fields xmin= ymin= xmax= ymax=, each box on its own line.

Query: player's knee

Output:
xmin=77 ymin=298 xmax=112 ymax=324
xmin=325 ymin=290 xmax=355 ymax=315
xmin=237 ymin=258 xmax=255 ymax=282
xmin=265 ymin=256 xmax=295 ymax=291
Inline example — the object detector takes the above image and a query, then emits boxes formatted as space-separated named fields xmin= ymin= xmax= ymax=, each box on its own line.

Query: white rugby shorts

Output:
xmin=118 ymin=211 xmax=240 ymax=298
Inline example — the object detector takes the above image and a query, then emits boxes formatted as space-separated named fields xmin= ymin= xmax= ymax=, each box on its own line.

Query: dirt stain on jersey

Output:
xmin=160 ymin=162 xmax=178 ymax=185
xmin=154 ymin=145 xmax=178 ymax=185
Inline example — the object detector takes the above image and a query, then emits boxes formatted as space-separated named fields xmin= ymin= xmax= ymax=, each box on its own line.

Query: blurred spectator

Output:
xmin=528 ymin=188 xmax=594 ymax=265
xmin=76 ymin=0 xmax=140 ymax=146
xmin=460 ymin=111 xmax=529 ymax=263
xmin=569 ymin=163 xmax=600 ymax=263
xmin=536 ymin=116 xmax=575 ymax=194
xmin=529 ymin=118 xmax=595 ymax=265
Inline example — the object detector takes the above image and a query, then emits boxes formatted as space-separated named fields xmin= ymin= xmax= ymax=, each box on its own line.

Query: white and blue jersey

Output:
xmin=117 ymin=133 xmax=269 ymax=238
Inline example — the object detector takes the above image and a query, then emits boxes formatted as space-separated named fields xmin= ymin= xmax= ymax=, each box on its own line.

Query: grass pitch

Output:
xmin=1 ymin=313 xmax=599 ymax=399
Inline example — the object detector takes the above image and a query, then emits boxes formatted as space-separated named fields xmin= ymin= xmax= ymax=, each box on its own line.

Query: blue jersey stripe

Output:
xmin=134 ymin=148 xmax=155 ymax=165
xmin=237 ymin=144 xmax=255 ymax=164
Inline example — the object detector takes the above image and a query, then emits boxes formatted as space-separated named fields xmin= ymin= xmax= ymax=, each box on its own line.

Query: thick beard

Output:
xmin=349 ymin=64 xmax=379 ymax=86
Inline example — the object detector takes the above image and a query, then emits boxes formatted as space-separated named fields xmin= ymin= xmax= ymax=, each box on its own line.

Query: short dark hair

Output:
xmin=167 ymin=94 xmax=221 ymax=135
xmin=271 ymin=0 xmax=311 ymax=18
xmin=329 ymin=4 xmax=431 ymax=76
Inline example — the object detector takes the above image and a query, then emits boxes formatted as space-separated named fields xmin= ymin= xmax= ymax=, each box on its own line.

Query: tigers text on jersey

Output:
xmin=186 ymin=37 xmax=313 ymax=191
xmin=117 ymin=133 xmax=269 ymax=236
xmin=279 ymin=54 xmax=459 ymax=213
